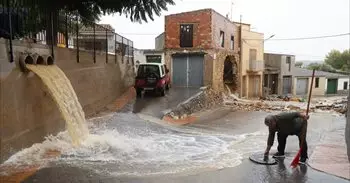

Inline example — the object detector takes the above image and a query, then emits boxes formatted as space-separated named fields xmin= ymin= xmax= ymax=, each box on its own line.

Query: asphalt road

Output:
xmin=132 ymin=87 xmax=200 ymax=118
xmin=21 ymin=109 xmax=349 ymax=183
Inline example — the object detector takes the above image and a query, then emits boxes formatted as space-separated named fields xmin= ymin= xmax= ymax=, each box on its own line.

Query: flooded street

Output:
xmin=2 ymin=104 xmax=349 ymax=182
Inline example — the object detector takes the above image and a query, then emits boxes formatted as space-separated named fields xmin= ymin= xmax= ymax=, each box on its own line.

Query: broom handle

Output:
xmin=300 ymin=69 xmax=315 ymax=150
xmin=306 ymin=69 xmax=316 ymax=115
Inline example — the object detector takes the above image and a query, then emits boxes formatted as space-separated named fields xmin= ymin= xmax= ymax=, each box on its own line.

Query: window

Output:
xmin=344 ymin=81 xmax=348 ymax=90
xmin=286 ymin=56 xmax=291 ymax=71
xmin=180 ymin=24 xmax=193 ymax=47
xmin=220 ymin=31 xmax=225 ymax=47
xmin=315 ymin=77 xmax=319 ymax=88
xmin=137 ymin=65 xmax=160 ymax=77
xmin=230 ymin=35 xmax=234 ymax=50
xmin=249 ymin=49 xmax=257 ymax=62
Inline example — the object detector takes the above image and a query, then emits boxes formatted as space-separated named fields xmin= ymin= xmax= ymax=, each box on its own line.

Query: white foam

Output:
xmin=2 ymin=113 xmax=267 ymax=176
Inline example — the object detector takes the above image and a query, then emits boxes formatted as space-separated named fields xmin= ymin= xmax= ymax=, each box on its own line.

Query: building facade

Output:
xmin=237 ymin=23 xmax=264 ymax=98
xmin=263 ymin=53 xmax=295 ymax=96
xmin=292 ymin=68 xmax=349 ymax=97
xmin=164 ymin=9 xmax=240 ymax=92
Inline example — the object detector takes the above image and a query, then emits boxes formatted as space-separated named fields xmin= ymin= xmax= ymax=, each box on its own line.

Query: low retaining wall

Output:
xmin=163 ymin=87 xmax=223 ymax=124
xmin=0 ymin=39 xmax=135 ymax=162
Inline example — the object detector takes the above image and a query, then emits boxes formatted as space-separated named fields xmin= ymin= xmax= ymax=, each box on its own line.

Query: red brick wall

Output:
xmin=165 ymin=9 xmax=212 ymax=49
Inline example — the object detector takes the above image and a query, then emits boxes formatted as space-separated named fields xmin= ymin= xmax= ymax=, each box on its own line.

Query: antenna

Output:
xmin=230 ymin=1 xmax=234 ymax=21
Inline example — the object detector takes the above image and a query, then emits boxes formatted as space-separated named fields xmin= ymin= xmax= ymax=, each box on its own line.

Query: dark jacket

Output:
xmin=267 ymin=112 xmax=305 ymax=146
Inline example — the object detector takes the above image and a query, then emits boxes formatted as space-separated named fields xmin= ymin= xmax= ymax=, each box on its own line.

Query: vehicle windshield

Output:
xmin=137 ymin=65 xmax=160 ymax=77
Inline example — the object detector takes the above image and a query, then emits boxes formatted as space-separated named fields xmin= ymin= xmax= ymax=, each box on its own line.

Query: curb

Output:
xmin=109 ymin=87 xmax=136 ymax=111
xmin=0 ymin=150 xmax=61 ymax=183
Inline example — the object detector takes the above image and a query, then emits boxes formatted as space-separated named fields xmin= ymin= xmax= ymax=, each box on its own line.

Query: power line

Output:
xmin=245 ymin=33 xmax=350 ymax=41
xmin=121 ymin=32 xmax=350 ymax=40
xmin=119 ymin=33 xmax=160 ymax=35
xmin=264 ymin=50 xmax=325 ymax=59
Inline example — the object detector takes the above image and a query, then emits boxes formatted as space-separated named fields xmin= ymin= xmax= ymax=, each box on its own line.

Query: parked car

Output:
xmin=134 ymin=63 xmax=170 ymax=97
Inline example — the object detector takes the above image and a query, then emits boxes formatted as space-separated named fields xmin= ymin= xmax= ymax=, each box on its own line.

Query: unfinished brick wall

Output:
xmin=211 ymin=11 xmax=236 ymax=50
xmin=165 ymin=9 xmax=212 ymax=49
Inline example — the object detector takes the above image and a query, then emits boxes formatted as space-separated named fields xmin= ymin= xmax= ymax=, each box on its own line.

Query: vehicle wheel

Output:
xmin=160 ymin=87 xmax=165 ymax=97
xmin=136 ymin=89 xmax=142 ymax=97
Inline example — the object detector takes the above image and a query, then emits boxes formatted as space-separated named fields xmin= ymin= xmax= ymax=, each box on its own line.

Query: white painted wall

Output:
xmin=338 ymin=77 xmax=350 ymax=90
xmin=134 ymin=49 xmax=147 ymax=64
xmin=144 ymin=53 xmax=165 ymax=64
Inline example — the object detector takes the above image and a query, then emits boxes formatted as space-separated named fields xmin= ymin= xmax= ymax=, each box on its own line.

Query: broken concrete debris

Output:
xmin=164 ymin=87 xmax=223 ymax=120
xmin=165 ymin=90 xmax=347 ymax=121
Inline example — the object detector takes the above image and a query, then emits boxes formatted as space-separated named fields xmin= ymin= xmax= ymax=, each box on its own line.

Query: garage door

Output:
xmin=172 ymin=55 xmax=204 ymax=87
xmin=283 ymin=76 xmax=292 ymax=95
xmin=296 ymin=78 xmax=308 ymax=95
xmin=327 ymin=79 xmax=338 ymax=94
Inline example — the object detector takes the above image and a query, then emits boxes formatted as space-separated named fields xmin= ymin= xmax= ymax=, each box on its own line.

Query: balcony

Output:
xmin=248 ymin=60 xmax=264 ymax=72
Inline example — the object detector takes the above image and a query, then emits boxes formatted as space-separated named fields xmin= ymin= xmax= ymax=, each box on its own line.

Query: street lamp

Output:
xmin=264 ymin=34 xmax=275 ymax=42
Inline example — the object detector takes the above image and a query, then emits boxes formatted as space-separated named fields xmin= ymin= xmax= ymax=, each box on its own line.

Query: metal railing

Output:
xmin=0 ymin=0 xmax=134 ymax=64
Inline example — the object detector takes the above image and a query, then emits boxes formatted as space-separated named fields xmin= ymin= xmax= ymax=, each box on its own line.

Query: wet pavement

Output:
xmin=12 ymin=108 xmax=348 ymax=183
xmin=132 ymin=87 xmax=200 ymax=118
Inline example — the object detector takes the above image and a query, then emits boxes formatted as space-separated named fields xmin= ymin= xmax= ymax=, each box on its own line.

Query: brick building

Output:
xmin=164 ymin=9 xmax=240 ymax=92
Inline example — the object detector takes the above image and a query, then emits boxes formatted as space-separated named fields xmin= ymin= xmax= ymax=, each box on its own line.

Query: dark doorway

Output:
xmin=223 ymin=56 xmax=237 ymax=92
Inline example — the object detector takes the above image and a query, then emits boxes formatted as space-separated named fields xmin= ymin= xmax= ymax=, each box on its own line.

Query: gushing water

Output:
xmin=2 ymin=111 xmax=268 ymax=176
xmin=26 ymin=65 xmax=89 ymax=145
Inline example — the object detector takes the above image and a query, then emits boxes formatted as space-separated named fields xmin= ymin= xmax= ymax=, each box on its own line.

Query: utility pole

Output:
xmin=239 ymin=15 xmax=243 ymax=97
xmin=230 ymin=1 xmax=234 ymax=21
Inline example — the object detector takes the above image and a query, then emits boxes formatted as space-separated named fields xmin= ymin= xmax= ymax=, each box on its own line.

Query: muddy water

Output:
xmin=1 ymin=105 xmax=347 ymax=180
xmin=26 ymin=65 xmax=89 ymax=146
xmin=1 ymin=110 xmax=270 ymax=177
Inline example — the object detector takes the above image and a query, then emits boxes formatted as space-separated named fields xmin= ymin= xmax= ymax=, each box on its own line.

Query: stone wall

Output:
xmin=0 ymin=39 xmax=134 ymax=162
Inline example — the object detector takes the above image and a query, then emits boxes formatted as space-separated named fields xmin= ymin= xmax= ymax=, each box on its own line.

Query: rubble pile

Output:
xmin=315 ymin=98 xmax=348 ymax=114
xmin=260 ymin=95 xmax=306 ymax=102
xmin=165 ymin=87 xmax=223 ymax=120
xmin=225 ymin=95 xmax=347 ymax=114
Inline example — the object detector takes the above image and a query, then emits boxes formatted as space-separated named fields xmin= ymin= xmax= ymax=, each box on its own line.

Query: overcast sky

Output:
xmin=100 ymin=0 xmax=350 ymax=61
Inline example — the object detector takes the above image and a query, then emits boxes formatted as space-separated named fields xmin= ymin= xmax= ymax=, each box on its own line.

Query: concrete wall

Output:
xmin=0 ymin=38 xmax=134 ymax=163
xmin=338 ymin=77 xmax=349 ymax=91
xmin=134 ymin=49 xmax=147 ymax=64
xmin=211 ymin=11 xmax=236 ymax=49
xmin=264 ymin=54 xmax=282 ymax=68
xmin=155 ymin=33 xmax=165 ymax=50
xmin=165 ymin=9 xmax=212 ymax=49
xmin=280 ymin=55 xmax=295 ymax=76
xmin=264 ymin=53 xmax=296 ymax=95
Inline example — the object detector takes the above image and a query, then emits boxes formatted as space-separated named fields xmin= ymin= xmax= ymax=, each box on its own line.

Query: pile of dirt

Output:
xmin=164 ymin=88 xmax=223 ymax=120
